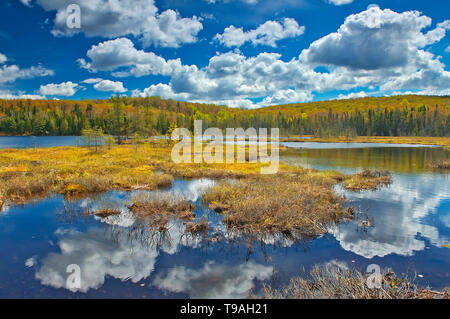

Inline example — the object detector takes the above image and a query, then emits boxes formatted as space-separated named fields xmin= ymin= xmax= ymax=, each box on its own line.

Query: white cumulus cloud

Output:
xmin=0 ymin=64 xmax=53 ymax=84
xmin=215 ymin=18 xmax=305 ymax=47
xmin=35 ymin=0 xmax=203 ymax=48
xmin=93 ymin=80 xmax=127 ymax=93
xmin=337 ymin=91 xmax=369 ymax=100
xmin=0 ymin=90 xmax=46 ymax=100
xmin=81 ymin=78 xmax=103 ymax=84
xmin=39 ymin=81 xmax=78 ymax=96
xmin=92 ymin=7 xmax=450 ymax=109
xmin=300 ymin=6 xmax=449 ymax=70
xmin=0 ymin=53 xmax=7 ymax=64
xmin=262 ymin=89 xmax=313 ymax=105
xmin=132 ymin=83 xmax=190 ymax=101
xmin=78 ymin=38 xmax=183 ymax=77
xmin=0 ymin=53 xmax=53 ymax=84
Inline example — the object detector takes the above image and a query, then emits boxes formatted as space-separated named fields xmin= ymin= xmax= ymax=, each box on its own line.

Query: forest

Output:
xmin=0 ymin=95 xmax=449 ymax=138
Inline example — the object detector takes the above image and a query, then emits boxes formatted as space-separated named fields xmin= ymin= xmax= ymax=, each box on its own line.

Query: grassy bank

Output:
xmin=0 ymin=141 xmax=279 ymax=204
xmin=257 ymin=262 xmax=450 ymax=299
xmin=280 ymin=136 xmax=450 ymax=149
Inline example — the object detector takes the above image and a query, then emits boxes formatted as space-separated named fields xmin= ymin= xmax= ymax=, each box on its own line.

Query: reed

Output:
xmin=258 ymin=262 xmax=450 ymax=299
xmin=203 ymin=172 xmax=354 ymax=236
xmin=342 ymin=170 xmax=392 ymax=191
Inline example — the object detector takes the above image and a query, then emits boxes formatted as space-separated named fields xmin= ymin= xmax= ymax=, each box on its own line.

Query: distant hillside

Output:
xmin=0 ymin=95 xmax=449 ymax=137
xmin=238 ymin=95 xmax=450 ymax=117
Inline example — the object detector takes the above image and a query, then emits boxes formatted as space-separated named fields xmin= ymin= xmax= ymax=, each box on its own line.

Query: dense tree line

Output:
xmin=0 ymin=96 xmax=449 ymax=138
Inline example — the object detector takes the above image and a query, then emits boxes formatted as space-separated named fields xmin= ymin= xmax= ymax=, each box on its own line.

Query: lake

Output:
xmin=0 ymin=136 xmax=80 ymax=149
xmin=0 ymin=137 xmax=448 ymax=298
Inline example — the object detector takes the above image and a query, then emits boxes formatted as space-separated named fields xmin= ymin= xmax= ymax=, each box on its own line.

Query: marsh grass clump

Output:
xmin=185 ymin=218 xmax=209 ymax=235
xmin=92 ymin=208 xmax=122 ymax=218
xmin=129 ymin=192 xmax=195 ymax=218
xmin=1 ymin=170 xmax=57 ymax=203
xmin=179 ymin=210 xmax=197 ymax=220
xmin=60 ymin=176 xmax=113 ymax=198
xmin=129 ymin=192 xmax=212 ymax=239
xmin=203 ymin=172 xmax=353 ymax=236
xmin=258 ymin=262 xmax=450 ymax=299
xmin=156 ymin=161 xmax=257 ymax=180
xmin=342 ymin=170 xmax=391 ymax=191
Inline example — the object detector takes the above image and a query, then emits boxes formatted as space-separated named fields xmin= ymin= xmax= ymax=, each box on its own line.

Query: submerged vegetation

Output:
xmin=258 ymin=262 xmax=450 ymax=299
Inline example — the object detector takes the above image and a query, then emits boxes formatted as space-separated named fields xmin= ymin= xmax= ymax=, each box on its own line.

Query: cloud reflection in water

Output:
xmin=330 ymin=174 xmax=450 ymax=258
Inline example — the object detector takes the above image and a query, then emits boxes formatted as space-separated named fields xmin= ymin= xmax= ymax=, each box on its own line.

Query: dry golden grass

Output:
xmin=128 ymin=192 xmax=211 ymax=236
xmin=203 ymin=171 xmax=353 ymax=236
xmin=129 ymin=192 xmax=196 ymax=218
xmin=128 ymin=193 xmax=195 ymax=233
xmin=0 ymin=143 xmax=177 ymax=203
xmin=91 ymin=208 xmax=122 ymax=218
xmin=185 ymin=218 xmax=209 ymax=235
xmin=342 ymin=170 xmax=392 ymax=191
xmin=0 ymin=142 xmax=285 ymax=204
xmin=258 ymin=262 xmax=450 ymax=299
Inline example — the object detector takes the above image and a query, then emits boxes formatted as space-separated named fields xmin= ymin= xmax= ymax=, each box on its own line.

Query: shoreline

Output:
xmin=1 ymin=135 xmax=450 ymax=150
xmin=280 ymin=136 xmax=450 ymax=149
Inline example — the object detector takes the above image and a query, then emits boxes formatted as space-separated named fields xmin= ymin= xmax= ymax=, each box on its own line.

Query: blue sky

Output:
xmin=0 ymin=0 xmax=449 ymax=107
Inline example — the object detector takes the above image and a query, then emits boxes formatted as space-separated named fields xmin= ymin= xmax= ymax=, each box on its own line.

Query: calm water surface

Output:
xmin=0 ymin=136 xmax=79 ymax=149
xmin=0 ymin=137 xmax=448 ymax=298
